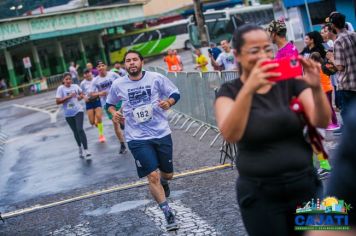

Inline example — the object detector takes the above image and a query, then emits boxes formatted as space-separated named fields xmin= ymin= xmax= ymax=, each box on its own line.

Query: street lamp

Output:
xmin=10 ymin=4 xmax=23 ymax=17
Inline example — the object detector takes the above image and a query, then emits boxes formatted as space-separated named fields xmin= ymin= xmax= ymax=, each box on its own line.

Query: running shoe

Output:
xmin=317 ymin=168 xmax=330 ymax=180
xmin=99 ymin=135 xmax=106 ymax=143
xmin=119 ymin=145 xmax=127 ymax=154
xmin=83 ymin=149 xmax=92 ymax=160
xmin=79 ymin=147 xmax=84 ymax=158
xmin=326 ymin=124 xmax=340 ymax=131
xmin=165 ymin=211 xmax=179 ymax=231
xmin=161 ymin=180 xmax=170 ymax=198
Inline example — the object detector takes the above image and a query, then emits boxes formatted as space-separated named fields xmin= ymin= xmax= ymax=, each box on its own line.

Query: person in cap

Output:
xmin=89 ymin=60 xmax=127 ymax=154
xmin=326 ymin=12 xmax=356 ymax=122
xmin=267 ymin=19 xmax=298 ymax=59
xmin=80 ymin=69 xmax=106 ymax=143
xmin=111 ymin=61 xmax=127 ymax=77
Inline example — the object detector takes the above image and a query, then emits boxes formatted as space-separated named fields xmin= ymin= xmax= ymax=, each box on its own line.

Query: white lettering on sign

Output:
xmin=0 ymin=5 xmax=143 ymax=41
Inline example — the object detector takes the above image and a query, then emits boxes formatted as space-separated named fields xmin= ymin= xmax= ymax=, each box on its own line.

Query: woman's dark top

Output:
xmin=300 ymin=46 xmax=326 ymax=59
xmin=216 ymin=78 xmax=313 ymax=178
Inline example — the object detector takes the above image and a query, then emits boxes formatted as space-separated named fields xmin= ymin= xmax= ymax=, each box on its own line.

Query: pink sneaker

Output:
xmin=99 ymin=135 xmax=106 ymax=143
xmin=326 ymin=124 xmax=340 ymax=131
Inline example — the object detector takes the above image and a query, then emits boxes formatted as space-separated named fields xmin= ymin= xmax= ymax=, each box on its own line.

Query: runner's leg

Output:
xmin=75 ymin=112 xmax=88 ymax=150
xmin=65 ymin=116 xmax=81 ymax=147
xmin=113 ymin=121 xmax=126 ymax=153
xmin=95 ymin=107 xmax=105 ymax=142
xmin=87 ymin=109 xmax=95 ymax=126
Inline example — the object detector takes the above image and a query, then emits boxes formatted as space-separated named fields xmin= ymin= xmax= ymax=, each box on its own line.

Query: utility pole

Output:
xmin=193 ymin=0 xmax=209 ymax=47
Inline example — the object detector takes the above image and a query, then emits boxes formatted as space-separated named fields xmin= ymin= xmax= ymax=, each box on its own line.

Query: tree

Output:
xmin=193 ymin=0 xmax=209 ymax=47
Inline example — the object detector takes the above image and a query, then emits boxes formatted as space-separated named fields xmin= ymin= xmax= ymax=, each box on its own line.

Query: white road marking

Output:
xmin=1 ymin=164 xmax=231 ymax=219
xmin=13 ymin=104 xmax=60 ymax=123
xmin=148 ymin=30 xmax=162 ymax=54
xmin=145 ymin=200 xmax=218 ymax=235
xmin=48 ymin=221 xmax=92 ymax=236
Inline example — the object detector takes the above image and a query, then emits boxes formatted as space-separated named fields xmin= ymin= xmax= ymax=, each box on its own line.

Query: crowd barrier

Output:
xmin=0 ymin=74 xmax=64 ymax=99
xmin=149 ymin=66 xmax=239 ymax=166
xmin=149 ymin=66 xmax=238 ymax=129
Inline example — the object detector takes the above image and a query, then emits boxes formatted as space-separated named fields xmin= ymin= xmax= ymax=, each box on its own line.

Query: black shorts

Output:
xmin=128 ymin=134 xmax=173 ymax=178
xmin=85 ymin=99 xmax=101 ymax=110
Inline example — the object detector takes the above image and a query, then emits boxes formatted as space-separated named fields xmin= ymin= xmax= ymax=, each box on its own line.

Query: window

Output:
xmin=131 ymin=33 xmax=148 ymax=44
xmin=207 ymin=19 xmax=234 ymax=44
xmin=204 ymin=12 xmax=227 ymax=21
xmin=120 ymin=36 xmax=133 ymax=47
xmin=160 ymin=24 xmax=187 ymax=37
xmin=308 ymin=0 xmax=335 ymax=25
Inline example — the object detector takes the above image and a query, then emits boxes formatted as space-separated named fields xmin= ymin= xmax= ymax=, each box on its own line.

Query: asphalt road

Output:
xmin=0 ymin=58 xmax=341 ymax=235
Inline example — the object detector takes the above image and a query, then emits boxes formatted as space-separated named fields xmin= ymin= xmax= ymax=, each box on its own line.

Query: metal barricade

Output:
xmin=46 ymin=74 xmax=63 ymax=90
xmin=221 ymin=71 xmax=239 ymax=84
xmin=201 ymin=72 xmax=220 ymax=127
xmin=166 ymin=72 xmax=182 ymax=113
xmin=155 ymin=67 xmax=167 ymax=77
xmin=147 ymin=66 xmax=156 ymax=72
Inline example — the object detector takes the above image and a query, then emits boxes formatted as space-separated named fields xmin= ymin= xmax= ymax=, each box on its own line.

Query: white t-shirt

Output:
xmin=69 ymin=66 xmax=78 ymax=79
xmin=56 ymin=84 xmax=83 ymax=117
xmin=80 ymin=79 xmax=92 ymax=97
xmin=90 ymin=71 xmax=120 ymax=106
xmin=216 ymin=51 xmax=237 ymax=71
xmin=106 ymin=71 xmax=180 ymax=142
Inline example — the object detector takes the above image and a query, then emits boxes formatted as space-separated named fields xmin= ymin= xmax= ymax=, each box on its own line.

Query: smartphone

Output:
xmin=208 ymin=49 xmax=212 ymax=54
xmin=262 ymin=56 xmax=303 ymax=82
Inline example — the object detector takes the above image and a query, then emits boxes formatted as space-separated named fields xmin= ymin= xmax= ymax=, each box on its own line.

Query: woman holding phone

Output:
xmin=215 ymin=24 xmax=331 ymax=236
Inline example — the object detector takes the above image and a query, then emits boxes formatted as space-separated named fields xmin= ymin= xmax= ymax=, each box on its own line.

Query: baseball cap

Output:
xmin=96 ymin=60 xmax=105 ymax=67
xmin=83 ymin=68 xmax=90 ymax=74
xmin=326 ymin=12 xmax=342 ymax=22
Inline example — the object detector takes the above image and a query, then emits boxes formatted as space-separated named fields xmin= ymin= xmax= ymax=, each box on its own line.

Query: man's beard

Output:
xmin=127 ymin=66 xmax=142 ymax=77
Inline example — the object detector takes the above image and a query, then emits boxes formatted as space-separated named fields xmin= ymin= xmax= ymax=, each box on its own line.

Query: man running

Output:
xmin=90 ymin=60 xmax=127 ymax=154
xmin=106 ymin=50 xmax=180 ymax=231
xmin=80 ymin=69 xmax=105 ymax=142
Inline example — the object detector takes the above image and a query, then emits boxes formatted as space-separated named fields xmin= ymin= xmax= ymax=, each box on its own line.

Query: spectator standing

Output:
xmin=267 ymin=19 xmax=299 ymax=59
xmin=194 ymin=49 xmax=208 ymax=72
xmin=210 ymin=40 xmax=238 ymax=71
xmin=0 ymin=78 xmax=9 ymax=97
xmin=327 ymin=12 xmax=356 ymax=121
xmin=300 ymin=31 xmax=326 ymax=59
xmin=69 ymin=61 xmax=80 ymax=85
xmin=173 ymin=50 xmax=184 ymax=71
xmin=322 ymin=24 xmax=341 ymax=110
xmin=208 ymin=43 xmax=222 ymax=70
xmin=215 ymin=24 xmax=330 ymax=236
xmin=164 ymin=49 xmax=181 ymax=72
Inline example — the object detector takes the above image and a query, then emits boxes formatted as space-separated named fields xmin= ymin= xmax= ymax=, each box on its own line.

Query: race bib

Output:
xmin=133 ymin=104 xmax=153 ymax=123
xmin=68 ymin=102 xmax=75 ymax=109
